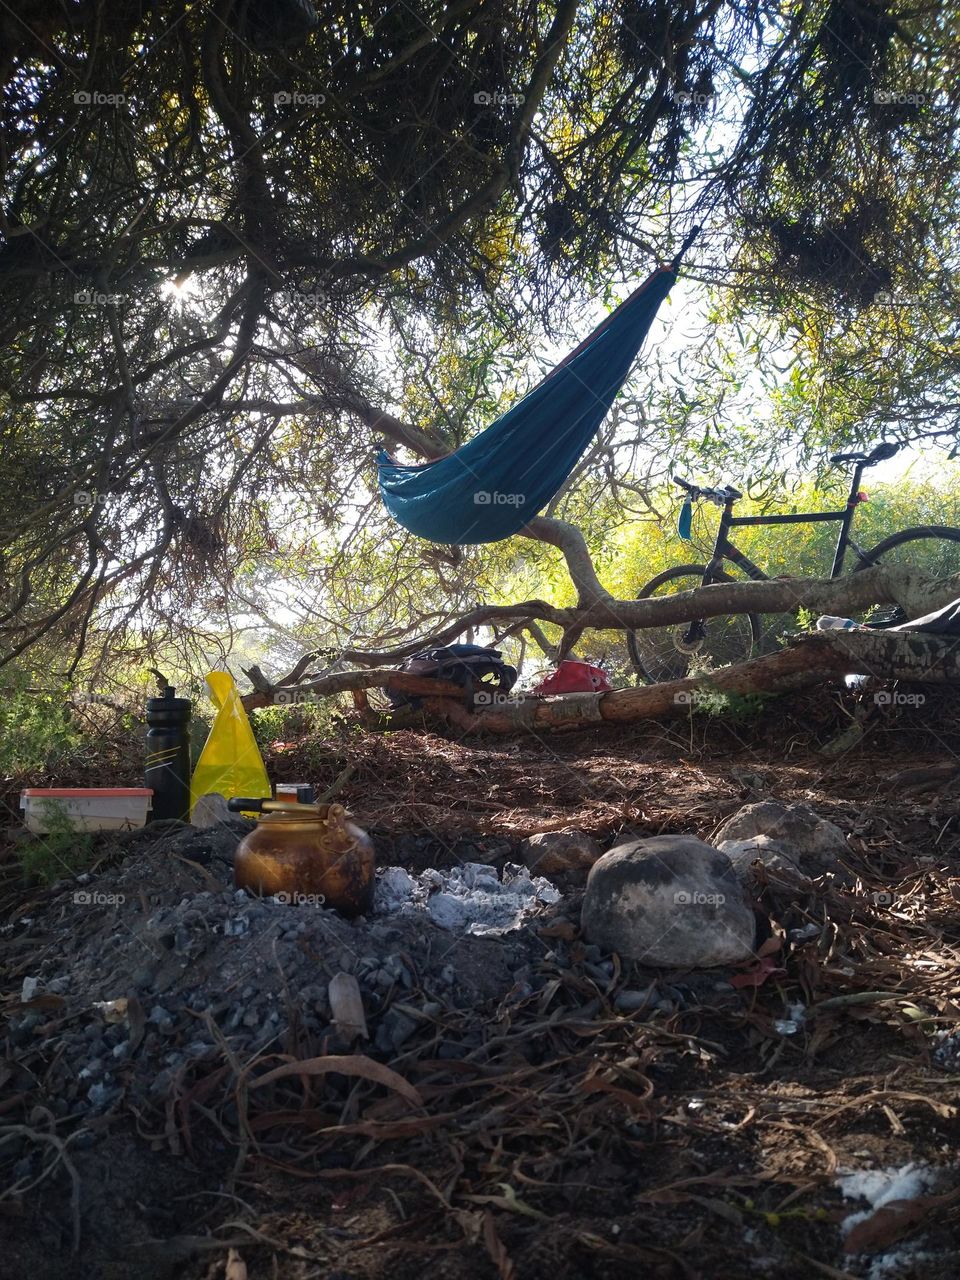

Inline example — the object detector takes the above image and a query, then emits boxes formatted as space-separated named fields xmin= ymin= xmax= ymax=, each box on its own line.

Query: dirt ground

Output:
xmin=3 ymin=689 xmax=960 ymax=1279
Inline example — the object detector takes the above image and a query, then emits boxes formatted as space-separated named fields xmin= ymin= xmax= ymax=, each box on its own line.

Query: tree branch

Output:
xmin=326 ymin=564 xmax=960 ymax=666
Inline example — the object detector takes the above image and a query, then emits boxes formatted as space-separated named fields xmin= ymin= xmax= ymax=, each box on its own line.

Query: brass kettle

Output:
xmin=228 ymin=798 xmax=375 ymax=916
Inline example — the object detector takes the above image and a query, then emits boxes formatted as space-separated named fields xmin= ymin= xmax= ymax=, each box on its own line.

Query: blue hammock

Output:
xmin=378 ymin=262 xmax=679 ymax=544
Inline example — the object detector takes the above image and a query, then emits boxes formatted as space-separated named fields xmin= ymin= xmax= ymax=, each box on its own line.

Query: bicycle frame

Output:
xmin=685 ymin=462 xmax=874 ymax=643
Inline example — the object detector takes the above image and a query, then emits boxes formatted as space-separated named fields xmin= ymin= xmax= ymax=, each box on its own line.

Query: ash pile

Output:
xmin=4 ymin=820 xmax=567 ymax=1125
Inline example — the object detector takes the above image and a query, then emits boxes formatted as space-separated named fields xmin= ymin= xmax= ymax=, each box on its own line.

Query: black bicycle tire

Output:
xmin=851 ymin=525 xmax=960 ymax=625
xmin=853 ymin=524 xmax=960 ymax=568
xmin=627 ymin=564 xmax=761 ymax=684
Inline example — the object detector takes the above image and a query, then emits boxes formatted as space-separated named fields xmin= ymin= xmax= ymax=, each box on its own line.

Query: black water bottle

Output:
xmin=145 ymin=668 xmax=193 ymax=821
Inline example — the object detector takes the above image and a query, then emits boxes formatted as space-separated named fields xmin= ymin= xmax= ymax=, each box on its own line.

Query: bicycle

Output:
xmin=627 ymin=442 xmax=960 ymax=684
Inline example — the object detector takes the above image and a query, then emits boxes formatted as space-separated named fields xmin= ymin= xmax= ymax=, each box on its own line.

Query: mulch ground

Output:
xmin=2 ymin=688 xmax=960 ymax=1279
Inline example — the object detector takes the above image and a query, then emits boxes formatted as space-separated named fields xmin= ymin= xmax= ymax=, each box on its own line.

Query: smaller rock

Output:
xmin=714 ymin=801 xmax=849 ymax=879
xmin=86 ymin=1082 xmax=118 ymax=1110
xmin=521 ymin=829 xmax=602 ymax=876
xmin=148 ymin=1005 xmax=174 ymax=1032
xmin=130 ymin=963 xmax=158 ymax=988
xmin=149 ymin=1068 xmax=175 ymax=1098
xmin=329 ymin=973 xmax=368 ymax=1041
xmin=20 ymin=976 xmax=40 ymax=1002
xmin=614 ymin=985 xmax=659 ymax=1012
xmin=437 ymin=1040 xmax=468 ymax=1059
xmin=190 ymin=792 xmax=231 ymax=828
xmin=381 ymin=1008 xmax=418 ymax=1050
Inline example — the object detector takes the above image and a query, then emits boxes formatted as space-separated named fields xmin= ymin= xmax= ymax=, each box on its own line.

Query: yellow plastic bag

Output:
xmin=190 ymin=671 xmax=271 ymax=816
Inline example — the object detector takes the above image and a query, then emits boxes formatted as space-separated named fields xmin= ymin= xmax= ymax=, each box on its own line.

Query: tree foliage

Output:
xmin=1 ymin=0 xmax=958 ymax=676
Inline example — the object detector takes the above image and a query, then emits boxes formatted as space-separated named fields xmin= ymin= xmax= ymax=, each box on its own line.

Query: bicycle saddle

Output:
xmin=829 ymin=441 xmax=901 ymax=466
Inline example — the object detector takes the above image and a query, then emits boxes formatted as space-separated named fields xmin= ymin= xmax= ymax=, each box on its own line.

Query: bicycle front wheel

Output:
xmin=853 ymin=525 xmax=960 ymax=625
xmin=627 ymin=565 xmax=760 ymax=684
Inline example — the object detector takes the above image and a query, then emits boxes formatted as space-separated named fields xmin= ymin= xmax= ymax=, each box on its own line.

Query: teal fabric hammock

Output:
xmin=377 ymin=233 xmax=695 ymax=544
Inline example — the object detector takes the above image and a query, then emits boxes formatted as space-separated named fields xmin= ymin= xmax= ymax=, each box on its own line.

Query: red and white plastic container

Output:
xmin=19 ymin=788 xmax=153 ymax=834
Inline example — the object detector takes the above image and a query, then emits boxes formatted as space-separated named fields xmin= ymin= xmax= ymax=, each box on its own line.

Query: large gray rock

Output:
xmin=520 ymin=829 xmax=602 ymax=876
xmin=581 ymin=836 xmax=756 ymax=968
xmin=715 ymin=801 xmax=849 ymax=880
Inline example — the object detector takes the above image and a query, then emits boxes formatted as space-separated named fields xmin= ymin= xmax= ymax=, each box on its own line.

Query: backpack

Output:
xmin=389 ymin=644 xmax=518 ymax=710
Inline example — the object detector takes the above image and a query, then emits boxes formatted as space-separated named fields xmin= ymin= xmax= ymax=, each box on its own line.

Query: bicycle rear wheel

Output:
xmin=853 ymin=525 xmax=960 ymax=625
xmin=627 ymin=565 xmax=760 ymax=684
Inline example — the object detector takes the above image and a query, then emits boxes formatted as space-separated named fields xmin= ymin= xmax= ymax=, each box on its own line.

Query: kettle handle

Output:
xmin=228 ymin=797 xmax=269 ymax=812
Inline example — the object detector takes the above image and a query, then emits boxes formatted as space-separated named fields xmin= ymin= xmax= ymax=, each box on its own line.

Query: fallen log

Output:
xmin=240 ymin=668 xmax=468 ymax=711
xmin=418 ymin=630 xmax=960 ymax=734
xmin=240 ymin=629 xmax=960 ymax=729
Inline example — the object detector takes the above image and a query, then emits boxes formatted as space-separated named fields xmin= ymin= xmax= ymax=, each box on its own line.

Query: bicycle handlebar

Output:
xmin=674 ymin=441 xmax=902 ymax=513
xmin=673 ymin=475 xmax=742 ymax=504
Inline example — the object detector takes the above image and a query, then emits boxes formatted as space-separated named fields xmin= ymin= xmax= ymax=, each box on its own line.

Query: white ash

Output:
xmin=866 ymin=1244 xmax=939 ymax=1280
xmin=374 ymin=861 xmax=560 ymax=935
xmin=836 ymin=1163 xmax=940 ymax=1239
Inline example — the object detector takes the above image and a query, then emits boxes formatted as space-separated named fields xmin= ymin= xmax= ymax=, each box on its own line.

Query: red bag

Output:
xmin=530 ymin=660 xmax=612 ymax=695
